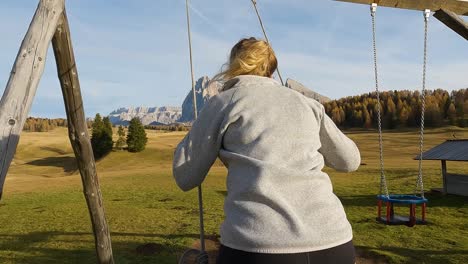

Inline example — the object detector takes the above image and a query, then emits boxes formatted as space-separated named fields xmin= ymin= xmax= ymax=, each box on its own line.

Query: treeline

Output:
xmin=323 ymin=89 xmax=467 ymax=129
xmin=144 ymin=124 xmax=190 ymax=131
xmin=23 ymin=117 xmax=67 ymax=132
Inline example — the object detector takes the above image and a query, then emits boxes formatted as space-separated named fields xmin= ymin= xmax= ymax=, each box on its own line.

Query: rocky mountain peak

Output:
xmin=107 ymin=76 xmax=331 ymax=125
xmin=285 ymin=78 xmax=331 ymax=103
xmin=108 ymin=106 xmax=182 ymax=126
xmin=179 ymin=76 xmax=222 ymax=122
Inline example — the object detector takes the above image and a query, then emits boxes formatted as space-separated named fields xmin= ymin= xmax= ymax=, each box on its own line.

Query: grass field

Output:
xmin=0 ymin=127 xmax=467 ymax=263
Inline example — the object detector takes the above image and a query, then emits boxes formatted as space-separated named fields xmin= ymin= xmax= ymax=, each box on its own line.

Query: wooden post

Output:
xmin=51 ymin=10 xmax=114 ymax=264
xmin=434 ymin=9 xmax=468 ymax=41
xmin=441 ymin=160 xmax=448 ymax=194
xmin=0 ymin=0 xmax=65 ymax=199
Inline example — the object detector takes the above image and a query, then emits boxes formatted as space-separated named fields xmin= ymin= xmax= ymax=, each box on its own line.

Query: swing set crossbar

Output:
xmin=335 ymin=0 xmax=468 ymax=16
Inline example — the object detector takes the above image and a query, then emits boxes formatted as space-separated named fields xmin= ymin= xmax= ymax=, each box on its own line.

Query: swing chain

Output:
xmin=185 ymin=1 xmax=208 ymax=262
xmin=416 ymin=9 xmax=430 ymax=198
xmin=250 ymin=0 xmax=284 ymax=85
xmin=370 ymin=3 xmax=389 ymax=198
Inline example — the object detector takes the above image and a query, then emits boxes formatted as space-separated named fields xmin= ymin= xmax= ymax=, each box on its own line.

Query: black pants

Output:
xmin=216 ymin=240 xmax=355 ymax=264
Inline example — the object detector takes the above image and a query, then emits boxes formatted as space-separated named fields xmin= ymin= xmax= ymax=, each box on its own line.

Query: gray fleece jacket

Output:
xmin=173 ymin=75 xmax=361 ymax=253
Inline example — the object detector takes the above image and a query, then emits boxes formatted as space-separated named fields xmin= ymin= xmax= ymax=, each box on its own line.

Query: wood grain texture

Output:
xmin=51 ymin=10 xmax=114 ymax=264
xmin=335 ymin=0 xmax=468 ymax=16
xmin=0 ymin=0 xmax=65 ymax=199
xmin=441 ymin=160 xmax=448 ymax=194
xmin=434 ymin=8 xmax=468 ymax=40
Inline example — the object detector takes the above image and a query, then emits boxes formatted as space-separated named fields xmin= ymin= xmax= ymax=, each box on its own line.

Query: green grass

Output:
xmin=0 ymin=127 xmax=467 ymax=263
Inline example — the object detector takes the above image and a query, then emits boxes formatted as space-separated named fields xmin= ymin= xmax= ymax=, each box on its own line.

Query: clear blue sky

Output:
xmin=0 ymin=0 xmax=466 ymax=118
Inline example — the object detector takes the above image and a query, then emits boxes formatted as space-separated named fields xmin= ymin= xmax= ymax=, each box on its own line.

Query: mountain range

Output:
xmin=107 ymin=76 xmax=330 ymax=125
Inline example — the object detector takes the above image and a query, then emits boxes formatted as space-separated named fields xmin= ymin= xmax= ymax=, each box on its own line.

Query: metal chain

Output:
xmin=416 ymin=9 xmax=430 ymax=198
xmin=370 ymin=4 xmax=389 ymax=198
xmin=250 ymin=0 xmax=284 ymax=85
xmin=185 ymin=1 xmax=207 ymax=262
xmin=186 ymin=0 xmax=198 ymax=120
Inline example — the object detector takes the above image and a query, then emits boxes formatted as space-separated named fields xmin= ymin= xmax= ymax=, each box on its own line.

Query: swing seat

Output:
xmin=376 ymin=194 xmax=428 ymax=227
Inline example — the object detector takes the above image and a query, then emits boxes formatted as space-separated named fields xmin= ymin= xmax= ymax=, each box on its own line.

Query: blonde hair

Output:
xmin=214 ymin=37 xmax=278 ymax=81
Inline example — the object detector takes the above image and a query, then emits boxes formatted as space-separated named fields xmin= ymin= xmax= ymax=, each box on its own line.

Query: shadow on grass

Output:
xmin=0 ymin=231 xmax=213 ymax=264
xmin=40 ymin=147 xmax=69 ymax=155
xmin=357 ymin=245 xmax=468 ymax=264
xmin=354 ymin=168 xmax=425 ymax=179
xmin=216 ymin=189 xmax=466 ymax=209
xmin=1 ymin=231 xmax=465 ymax=263
xmin=216 ymin=190 xmax=227 ymax=197
xmin=338 ymin=192 xmax=467 ymax=208
xmin=26 ymin=157 xmax=78 ymax=175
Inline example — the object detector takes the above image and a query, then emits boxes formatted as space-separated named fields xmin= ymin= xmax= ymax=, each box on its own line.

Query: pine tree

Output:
xmin=102 ymin=116 xmax=114 ymax=152
xmin=126 ymin=118 xmax=148 ymax=152
xmin=447 ymin=103 xmax=457 ymax=126
xmin=115 ymin=125 xmax=127 ymax=150
xmin=425 ymin=102 xmax=443 ymax=127
xmin=91 ymin=114 xmax=113 ymax=159
xmin=455 ymin=98 xmax=465 ymax=127
xmin=92 ymin=114 xmax=103 ymax=137
xmin=399 ymin=106 xmax=409 ymax=127
xmin=362 ymin=106 xmax=372 ymax=129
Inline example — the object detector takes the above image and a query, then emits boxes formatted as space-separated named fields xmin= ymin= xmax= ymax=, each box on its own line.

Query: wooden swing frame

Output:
xmin=0 ymin=1 xmax=466 ymax=263
xmin=336 ymin=0 xmax=468 ymax=40
xmin=0 ymin=0 xmax=113 ymax=263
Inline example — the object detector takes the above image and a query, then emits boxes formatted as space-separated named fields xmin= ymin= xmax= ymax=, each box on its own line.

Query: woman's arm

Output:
xmin=318 ymin=107 xmax=361 ymax=172
xmin=173 ymin=95 xmax=228 ymax=191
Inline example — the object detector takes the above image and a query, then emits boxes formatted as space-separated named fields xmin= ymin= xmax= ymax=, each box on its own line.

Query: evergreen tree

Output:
xmin=115 ymin=125 xmax=126 ymax=150
xmin=399 ymin=106 xmax=409 ymax=127
xmin=455 ymin=102 xmax=465 ymax=127
xmin=447 ymin=103 xmax=457 ymax=126
xmin=91 ymin=114 xmax=113 ymax=159
xmin=103 ymin=117 xmax=113 ymax=138
xmin=425 ymin=102 xmax=443 ymax=127
xmin=102 ymin=116 xmax=114 ymax=152
xmin=126 ymin=118 xmax=148 ymax=152
xmin=92 ymin=114 xmax=103 ymax=136
xmin=362 ymin=106 xmax=372 ymax=129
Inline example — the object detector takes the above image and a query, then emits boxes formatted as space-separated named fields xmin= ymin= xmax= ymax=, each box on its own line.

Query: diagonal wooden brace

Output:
xmin=434 ymin=8 xmax=468 ymax=40
xmin=52 ymin=9 xmax=114 ymax=264
xmin=0 ymin=0 xmax=65 ymax=199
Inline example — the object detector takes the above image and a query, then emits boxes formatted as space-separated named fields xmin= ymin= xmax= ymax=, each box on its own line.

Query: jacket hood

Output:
xmin=221 ymin=75 xmax=281 ymax=92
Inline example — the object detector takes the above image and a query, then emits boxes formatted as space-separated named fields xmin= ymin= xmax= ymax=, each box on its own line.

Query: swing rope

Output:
xmin=370 ymin=3 xmax=389 ymax=198
xmin=250 ymin=0 xmax=284 ymax=85
xmin=184 ymin=0 xmax=208 ymax=263
xmin=416 ymin=9 xmax=431 ymax=198
xmin=370 ymin=4 xmax=429 ymax=198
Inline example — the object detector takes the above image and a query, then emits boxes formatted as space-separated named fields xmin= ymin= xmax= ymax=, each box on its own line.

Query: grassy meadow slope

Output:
xmin=0 ymin=127 xmax=467 ymax=263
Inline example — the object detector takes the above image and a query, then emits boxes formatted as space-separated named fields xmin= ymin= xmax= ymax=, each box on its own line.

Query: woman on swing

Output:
xmin=173 ymin=37 xmax=360 ymax=264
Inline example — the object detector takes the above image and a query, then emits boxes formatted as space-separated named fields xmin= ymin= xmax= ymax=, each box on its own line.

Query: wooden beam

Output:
xmin=0 ymin=0 xmax=65 ymax=199
xmin=441 ymin=160 xmax=447 ymax=194
xmin=434 ymin=8 xmax=468 ymax=40
xmin=335 ymin=0 xmax=468 ymax=16
xmin=51 ymin=10 xmax=114 ymax=264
